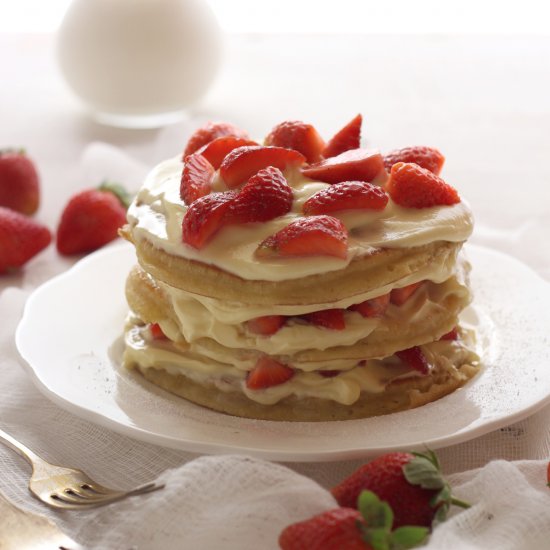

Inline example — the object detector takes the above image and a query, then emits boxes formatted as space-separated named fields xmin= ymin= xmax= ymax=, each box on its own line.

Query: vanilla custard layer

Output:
xmin=127 ymin=157 xmax=474 ymax=281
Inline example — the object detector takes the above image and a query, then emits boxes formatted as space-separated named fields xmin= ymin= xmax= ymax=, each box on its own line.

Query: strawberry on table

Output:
xmin=0 ymin=206 xmax=51 ymax=273
xmin=180 ymin=153 xmax=214 ymax=205
xmin=302 ymin=149 xmax=387 ymax=185
xmin=384 ymin=146 xmax=445 ymax=175
xmin=322 ymin=114 xmax=362 ymax=159
xmin=264 ymin=120 xmax=325 ymax=164
xmin=56 ymin=182 xmax=130 ymax=256
xmin=331 ymin=449 xmax=470 ymax=530
xmin=195 ymin=136 xmax=258 ymax=169
xmin=256 ymin=215 xmax=348 ymax=260
xmin=349 ymin=293 xmax=391 ymax=318
xmin=302 ymin=309 xmax=346 ymax=330
xmin=387 ymin=162 xmax=460 ymax=208
xmin=219 ymin=146 xmax=306 ymax=189
xmin=246 ymin=356 xmax=294 ymax=390
xmin=0 ymin=149 xmax=40 ymax=215
xmin=247 ymin=315 xmax=286 ymax=336
xmin=303 ymin=181 xmax=388 ymax=215
xmin=390 ymin=281 xmax=423 ymax=306
xmin=183 ymin=121 xmax=250 ymax=158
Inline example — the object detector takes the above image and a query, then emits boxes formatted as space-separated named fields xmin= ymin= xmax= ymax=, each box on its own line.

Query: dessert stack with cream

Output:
xmin=120 ymin=115 xmax=479 ymax=421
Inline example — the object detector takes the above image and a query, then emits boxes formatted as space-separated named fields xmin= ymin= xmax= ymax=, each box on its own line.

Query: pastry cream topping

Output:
xmin=127 ymin=156 xmax=474 ymax=281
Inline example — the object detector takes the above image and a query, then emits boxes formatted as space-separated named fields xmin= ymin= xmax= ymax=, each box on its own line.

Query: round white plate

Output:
xmin=15 ymin=242 xmax=550 ymax=462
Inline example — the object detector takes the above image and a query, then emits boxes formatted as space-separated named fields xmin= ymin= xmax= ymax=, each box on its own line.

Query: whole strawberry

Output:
xmin=0 ymin=149 xmax=40 ymax=215
xmin=0 ymin=206 xmax=51 ymax=273
xmin=279 ymin=490 xmax=428 ymax=550
xmin=332 ymin=450 xmax=469 ymax=529
xmin=56 ymin=182 xmax=130 ymax=255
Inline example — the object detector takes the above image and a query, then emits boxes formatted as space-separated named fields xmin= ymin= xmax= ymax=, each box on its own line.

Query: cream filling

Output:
xmin=127 ymin=156 xmax=474 ymax=281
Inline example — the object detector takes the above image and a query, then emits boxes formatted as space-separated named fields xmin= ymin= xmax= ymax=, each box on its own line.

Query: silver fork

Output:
xmin=0 ymin=428 xmax=163 ymax=509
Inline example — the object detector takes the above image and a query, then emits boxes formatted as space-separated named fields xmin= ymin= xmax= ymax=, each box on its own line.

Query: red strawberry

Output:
xmin=332 ymin=450 xmax=469 ymax=529
xmin=302 ymin=149 xmax=387 ymax=185
xmin=150 ymin=323 xmax=167 ymax=340
xmin=246 ymin=356 xmax=294 ymax=390
xmin=224 ymin=166 xmax=293 ymax=224
xmin=183 ymin=121 xmax=250 ymax=158
xmin=439 ymin=327 xmax=458 ymax=341
xmin=390 ymin=282 xmax=422 ymax=306
xmin=180 ymin=153 xmax=214 ymax=205
xmin=256 ymin=215 xmax=348 ymax=259
xmin=219 ymin=146 xmax=306 ymax=189
xmin=395 ymin=347 xmax=430 ymax=375
xmin=322 ymin=114 xmax=362 ymax=158
xmin=303 ymin=181 xmax=388 ymax=215
xmin=247 ymin=315 xmax=286 ymax=336
xmin=349 ymin=294 xmax=390 ymax=318
xmin=0 ymin=206 xmax=51 ymax=273
xmin=264 ymin=120 xmax=325 ymax=164
xmin=303 ymin=309 xmax=346 ymax=330
xmin=181 ymin=191 xmax=235 ymax=249
xmin=280 ymin=491 xmax=429 ymax=550
xmin=384 ymin=146 xmax=445 ymax=175
xmin=56 ymin=183 xmax=129 ymax=256
xmin=196 ymin=136 xmax=258 ymax=169
xmin=0 ymin=149 xmax=40 ymax=215
xmin=387 ymin=162 xmax=460 ymax=208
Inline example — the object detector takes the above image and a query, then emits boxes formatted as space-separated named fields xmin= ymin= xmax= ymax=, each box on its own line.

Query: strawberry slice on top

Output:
xmin=387 ymin=162 xmax=460 ymax=208
xmin=384 ymin=145 xmax=445 ymax=175
xmin=264 ymin=120 xmax=325 ymax=164
xmin=246 ymin=356 xmax=294 ymax=390
xmin=302 ymin=148 xmax=387 ymax=185
xmin=196 ymin=136 xmax=258 ymax=169
xmin=219 ymin=146 xmax=306 ymax=189
xmin=322 ymin=114 xmax=362 ymax=159
xmin=183 ymin=121 xmax=250 ymax=158
xmin=303 ymin=181 xmax=388 ymax=215
xmin=256 ymin=215 xmax=348 ymax=260
xmin=180 ymin=153 xmax=214 ymax=205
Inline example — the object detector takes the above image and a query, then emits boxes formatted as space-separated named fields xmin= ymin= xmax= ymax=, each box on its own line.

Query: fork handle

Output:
xmin=0 ymin=428 xmax=42 ymax=467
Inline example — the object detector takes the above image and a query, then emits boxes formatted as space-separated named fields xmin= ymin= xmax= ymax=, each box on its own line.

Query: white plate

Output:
xmin=15 ymin=242 xmax=550 ymax=462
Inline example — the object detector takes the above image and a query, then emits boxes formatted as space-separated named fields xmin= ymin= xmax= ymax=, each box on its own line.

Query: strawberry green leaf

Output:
xmin=403 ymin=455 xmax=445 ymax=490
xmin=390 ymin=526 xmax=429 ymax=549
xmin=358 ymin=490 xmax=393 ymax=530
xmin=364 ymin=528 xmax=391 ymax=550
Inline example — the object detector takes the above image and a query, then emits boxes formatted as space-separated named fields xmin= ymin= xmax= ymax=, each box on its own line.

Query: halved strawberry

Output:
xmin=224 ymin=166 xmax=293 ymax=224
xmin=246 ymin=356 xmax=294 ymax=390
xmin=180 ymin=153 xmax=214 ymax=205
xmin=183 ymin=121 xmax=250 ymax=158
xmin=302 ymin=148 xmax=387 ymax=185
xmin=150 ymin=323 xmax=167 ymax=340
xmin=303 ymin=309 xmax=346 ymax=330
xmin=390 ymin=282 xmax=423 ymax=306
xmin=219 ymin=146 xmax=306 ymax=189
xmin=196 ymin=136 xmax=258 ymax=169
xmin=349 ymin=293 xmax=390 ymax=318
xmin=302 ymin=181 xmax=388 ymax=215
xmin=264 ymin=120 xmax=325 ymax=164
xmin=247 ymin=315 xmax=286 ymax=336
xmin=256 ymin=215 xmax=348 ymax=259
xmin=440 ymin=327 xmax=459 ymax=341
xmin=387 ymin=162 xmax=460 ymax=208
xmin=181 ymin=191 xmax=235 ymax=249
xmin=322 ymin=114 xmax=362 ymax=158
xmin=395 ymin=347 xmax=430 ymax=375
xmin=384 ymin=146 xmax=445 ymax=175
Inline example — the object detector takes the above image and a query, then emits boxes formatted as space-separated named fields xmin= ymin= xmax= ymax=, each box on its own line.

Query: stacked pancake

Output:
xmin=121 ymin=117 xmax=480 ymax=421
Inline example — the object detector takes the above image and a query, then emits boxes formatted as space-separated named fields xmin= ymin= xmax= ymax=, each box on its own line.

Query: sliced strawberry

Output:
xmin=322 ymin=114 xmax=362 ymax=158
xmin=395 ymin=346 xmax=430 ymax=375
xmin=349 ymin=293 xmax=390 ymax=318
xmin=219 ymin=146 xmax=306 ymax=189
xmin=196 ymin=136 xmax=258 ymax=169
xmin=387 ymin=162 xmax=460 ymax=208
xmin=246 ymin=356 xmax=294 ymax=390
xmin=180 ymin=153 xmax=214 ymax=205
xmin=183 ymin=121 xmax=250 ymax=158
xmin=390 ymin=282 xmax=423 ymax=306
xmin=440 ymin=327 xmax=459 ymax=341
xmin=247 ymin=315 xmax=286 ymax=336
xmin=264 ymin=120 xmax=325 ymax=164
xmin=256 ymin=215 xmax=348 ymax=259
xmin=224 ymin=166 xmax=293 ymax=224
xmin=302 ymin=148 xmax=387 ymax=185
xmin=302 ymin=181 xmax=388 ymax=215
xmin=303 ymin=309 xmax=346 ymax=330
xmin=181 ymin=191 xmax=235 ymax=249
xmin=384 ymin=146 xmax=445 ymax=175
xmin=150 ymin=323 xmax=167 ymax=340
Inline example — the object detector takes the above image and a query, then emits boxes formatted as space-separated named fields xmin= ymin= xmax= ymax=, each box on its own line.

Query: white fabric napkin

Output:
xmin=1 ymin=143 xmax=549 ymax=549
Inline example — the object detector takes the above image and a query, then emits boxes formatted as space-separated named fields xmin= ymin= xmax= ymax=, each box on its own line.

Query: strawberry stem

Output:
xmin=450 ymin=496 xmax=470 ymax=509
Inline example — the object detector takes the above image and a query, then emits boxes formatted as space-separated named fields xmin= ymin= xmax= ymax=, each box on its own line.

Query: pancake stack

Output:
xmin=121 ymin=116 xmax=480 ymax=421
